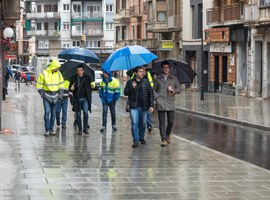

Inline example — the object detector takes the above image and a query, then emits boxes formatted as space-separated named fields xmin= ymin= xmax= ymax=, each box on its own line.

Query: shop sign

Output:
xmin=210 ymin=43 xmax=232 ymax=53
xmin=160 ymin=41 xmax=174 ymax=51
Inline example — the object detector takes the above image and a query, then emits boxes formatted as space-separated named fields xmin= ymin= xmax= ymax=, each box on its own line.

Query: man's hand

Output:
xmin=149 ymin=107 xmax=154 ymax=113
xmin=70 ymin=83 xmax=75 ymax=91
xmin=132 ymin=81 xmax=137 ymax=88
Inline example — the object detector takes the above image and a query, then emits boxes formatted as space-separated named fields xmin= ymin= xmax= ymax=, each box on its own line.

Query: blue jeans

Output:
xmin=102 ymin=101 xmax=116 ymax=127
xmin=43 ymin=98 xmax=57 ymax=131
xmin=76 ymin=97 xmax=89 ymax=131
xmin=147 ymin=110 xmax=152 ymax=128
xmin=56 ymin=99 xmax=68 ymax=126
xmin=130 ymin=107 xmax=147 ymax=143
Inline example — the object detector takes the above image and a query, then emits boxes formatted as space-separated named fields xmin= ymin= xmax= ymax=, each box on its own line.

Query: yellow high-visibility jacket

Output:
xmin=131 ymin=71 xmax=153 ymax=87
xmin=36 ymin=59 xmax=65 ymax=103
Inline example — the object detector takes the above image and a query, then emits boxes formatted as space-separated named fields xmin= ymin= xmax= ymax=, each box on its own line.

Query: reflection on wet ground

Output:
xmin=1 ymin=85 xmax=270 ymax=199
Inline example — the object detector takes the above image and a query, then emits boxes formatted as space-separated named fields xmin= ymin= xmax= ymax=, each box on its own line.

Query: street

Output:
xmin=1 ymin=83 xmax=270 ymax=200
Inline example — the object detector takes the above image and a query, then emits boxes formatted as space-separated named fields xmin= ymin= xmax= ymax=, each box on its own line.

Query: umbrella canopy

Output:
xmin=60 ymin=61 xmax=95 ymax=82
xmin=152 ymin=59 xmax=197 ymax=84
xmin=5 ymin=66 xmax=13 ymax=77
xmin=58 ymin=48 xmax=100 ymax=63
xmin=102 ymin=45 xmax=157 ymax=71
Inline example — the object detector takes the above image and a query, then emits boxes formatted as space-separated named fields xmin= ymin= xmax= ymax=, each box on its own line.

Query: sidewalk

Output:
xmin=175 ymin=91 xmax=270 ymax=131
xmin=1 ymin=84 xmax=270 ymax=199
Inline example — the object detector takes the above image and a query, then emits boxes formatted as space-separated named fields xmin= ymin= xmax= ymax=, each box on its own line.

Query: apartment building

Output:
xmin=244 ymin=0 xmax=270 ymax=98
xmin=113 ymin=0 xmax=157 ymax=54
xmin=25 ymin=0 xmax=113 ymax=62
xmin=146 ymin=0 xmax=182 ymax=60
xmin=182 ymin=0 xmax=210 ymax=91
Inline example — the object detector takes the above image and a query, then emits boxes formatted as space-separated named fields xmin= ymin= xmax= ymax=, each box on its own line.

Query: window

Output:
xmin=106 ymin=23 xmax=113 ymax=30
xmin=63 ymin=4 xmax=70 ymax=11
xmin=63 ymin=43 xmax=70 ymax=48
xmin=38 ymin=40 xmax=49 ymax=48
xmin=37 ymin=5 xmax=41 ymax=12
xmin=260 ymin=0 xmax=270 ymax=7
xmin=73 ymin=4 xmax=81 ymax=12
xmin=73 ymin=41 xmax=81 ymax=47
xmin=63 ymin=23 xmax=70 ymax=30
xmin=30 ymin=20 xmax=35 ymax=30
xmin=106 ymin=4 xmax=113 ymax=12
xmin=37 ymin=23 xmax=42 ymax=30
xmin=54 ymin=22 xmax=58 ymax=30
xmin=44 ymin=5 xmax=58 ymax=12
xmin=157 ymin=11 xmax=166 ymax=22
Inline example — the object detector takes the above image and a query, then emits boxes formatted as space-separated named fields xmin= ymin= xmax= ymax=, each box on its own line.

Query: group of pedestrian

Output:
xmin=36 ymin=59 xmax=180 ymax=148
xmin=124 ymin=61 xmax=180 ymax=147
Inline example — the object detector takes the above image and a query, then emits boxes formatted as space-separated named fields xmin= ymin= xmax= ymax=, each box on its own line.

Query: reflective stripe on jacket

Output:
xmin=99 ymin=77 xmax=120 ymax=103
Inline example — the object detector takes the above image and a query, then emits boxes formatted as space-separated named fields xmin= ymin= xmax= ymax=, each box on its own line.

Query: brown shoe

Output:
xmin=167 ymin=135 xmax=171 ymax=144
xmin=161 ymin=140 xmax=168 ymax=147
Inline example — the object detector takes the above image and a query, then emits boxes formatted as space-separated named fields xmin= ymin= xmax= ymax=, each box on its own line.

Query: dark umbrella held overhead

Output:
xmin=58 ymin=47 xmax=100 ymax=63
xmin=60 ymin=61 xmax=95 ymax=82
xmin=152 ymin=59 xmax=197 ymax=84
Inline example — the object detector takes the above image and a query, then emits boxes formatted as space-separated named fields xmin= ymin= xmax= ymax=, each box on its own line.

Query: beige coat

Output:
xmin=153 ymin=74 xmax=180 ymax=111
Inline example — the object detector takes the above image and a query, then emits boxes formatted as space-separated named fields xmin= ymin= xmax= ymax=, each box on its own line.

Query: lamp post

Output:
xmin=0 ymin=27 xmax=14 ymax=131
xmin=200 ymin=2 xmax=204 ymax=101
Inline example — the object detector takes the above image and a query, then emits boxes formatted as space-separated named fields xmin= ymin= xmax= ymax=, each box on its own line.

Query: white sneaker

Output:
xmin=44 ymin=131 xmax=49 ymax=136
xmin=49 ymin=130 xmax=56 ymax=135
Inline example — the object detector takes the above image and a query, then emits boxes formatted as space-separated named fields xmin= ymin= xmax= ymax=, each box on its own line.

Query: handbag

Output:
xmin=125 ymin=99 xmax=130 ymax=112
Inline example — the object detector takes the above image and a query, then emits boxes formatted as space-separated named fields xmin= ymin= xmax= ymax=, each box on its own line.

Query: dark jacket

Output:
xmin=124 ymin=77 xmax=154 ymax=111
xmin=69 ymin=74 xmax=93 ymax=112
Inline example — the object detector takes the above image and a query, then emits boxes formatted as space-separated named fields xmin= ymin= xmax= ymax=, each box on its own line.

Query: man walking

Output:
xmin=14 ymin=69 xmax=21 ymax=91
xmin=36 ymin=59 xmax=64 ymax=136
xmin=69 ymin=64 xmax=94 ymax=135
xmin=56 ymin=79 xmax=71 ymax=129
xmin=153 ymin=60 xmax=181 ymax=146
xmin=124 ymin=66 xmax=154 ymax=147
xmin=99 ymin=70 xmax=120 ymax=132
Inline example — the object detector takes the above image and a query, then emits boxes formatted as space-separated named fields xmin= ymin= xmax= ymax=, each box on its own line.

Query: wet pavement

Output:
xmin=1 ymin=83 xmax=270 ymax=199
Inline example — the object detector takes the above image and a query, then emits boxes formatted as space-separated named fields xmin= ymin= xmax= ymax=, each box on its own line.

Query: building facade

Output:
xmin=25 ymin=0 xmax=113 ymax=63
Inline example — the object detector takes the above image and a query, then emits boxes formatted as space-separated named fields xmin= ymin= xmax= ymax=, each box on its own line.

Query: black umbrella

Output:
xmin=152 ymin=59 xmax=197 ymax=84
xmin=60 ymin=61 xmax=95 ymax=82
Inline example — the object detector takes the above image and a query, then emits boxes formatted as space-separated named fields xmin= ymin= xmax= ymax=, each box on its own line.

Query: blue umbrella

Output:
xmin=58 ymin=47 xmax=100 ymax=63
xmin=5 ymin=66 xmax=13 ymax=77
xmin=102 ymin=45 xmax=157 ymax=71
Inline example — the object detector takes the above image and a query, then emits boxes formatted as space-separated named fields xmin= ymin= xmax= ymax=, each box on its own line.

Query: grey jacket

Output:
xmin=153 ymin=74 xmax=180 ymax=111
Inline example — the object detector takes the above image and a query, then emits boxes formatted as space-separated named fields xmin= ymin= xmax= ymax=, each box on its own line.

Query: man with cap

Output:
xmin=36 ymin=59 xmax=65 ymax=136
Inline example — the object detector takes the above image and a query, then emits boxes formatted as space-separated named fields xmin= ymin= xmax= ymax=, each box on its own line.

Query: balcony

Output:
xmin=71 ymin=29 xmax=82 ymax=36
xmin=143 ymin=2 xmax=148 ymax=14
xmin=114 ymin=9 xmax=130 ymax=21
xmin=244 ymin=3 xmax=259 ymax=22
xmin=27 ymin=29 xmax=60 ymax=37
xmin=72 ymin=11 xmax=103 ymax=19
xmin=85 ymin=29 xmax=103 ymax=37
xmin=207 ymin=3 xmax=242 ymax=25
xmin=168 ymin=15 xmax=181 ymax=30
xmin=27 ymin=12 xmax=60 ymax=19
xmin=114 ymin=38 xmax=158 ymax=50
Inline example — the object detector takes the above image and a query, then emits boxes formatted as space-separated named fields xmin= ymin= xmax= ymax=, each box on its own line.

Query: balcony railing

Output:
xmin=27 ymin=29 xmax=60 ymax=37
xmin=114 ymin=8 xmax=130 ymax=20
xmin=114 ymin=38 xmax=158 ymax=49
xmin=85 ymin=29 xmax=103 ymax=36
xmin=244 ymin=3 xmax=259 ymax=22
xmin=27 ymin=12 xmax=60 ymax=19
xmin=71 ymin=29 xmax=82 ymax=36
xmin=207 ymin=3 xmax=242 ymax=24
xmin=72 ymin=11 xmax=103 ymax=18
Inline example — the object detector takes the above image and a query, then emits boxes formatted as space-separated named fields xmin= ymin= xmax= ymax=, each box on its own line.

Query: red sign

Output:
xmin=4 ymin=52 xmax=17 ymax=59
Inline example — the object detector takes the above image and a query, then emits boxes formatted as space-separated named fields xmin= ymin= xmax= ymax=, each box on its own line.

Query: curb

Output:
xmin=176 ymin=107 xmax=270 ymax=131
xmin=120 ymin=96 xmax=270 ymax=131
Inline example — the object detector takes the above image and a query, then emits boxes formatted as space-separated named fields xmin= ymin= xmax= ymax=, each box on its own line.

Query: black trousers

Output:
xmin=158 ymin=111 xmax=175 ymax=141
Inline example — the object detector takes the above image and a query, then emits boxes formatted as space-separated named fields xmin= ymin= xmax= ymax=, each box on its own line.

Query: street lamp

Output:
xmin=1 ymin=27 xmax=14 ymax=45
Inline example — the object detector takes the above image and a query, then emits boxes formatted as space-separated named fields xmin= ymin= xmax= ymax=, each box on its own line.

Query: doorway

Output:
xmin=222 ymin=56 xmax=228 ymax=82
xmin=254 ymin=41 xmax=262 ymax=97
xmin=214 ymin=56 xmax=219 ymax=91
